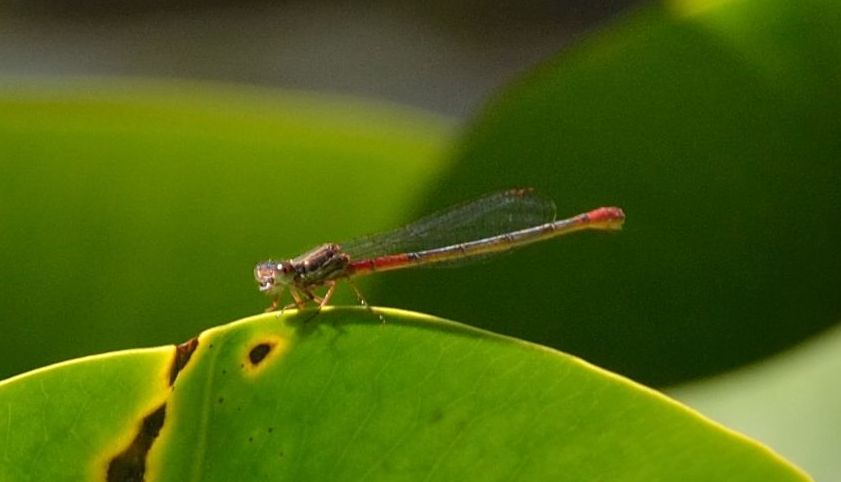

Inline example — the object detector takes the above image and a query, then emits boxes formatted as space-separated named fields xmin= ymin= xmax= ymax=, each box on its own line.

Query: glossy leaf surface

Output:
xmin=0 ymin=309 xmax=810 ymax=481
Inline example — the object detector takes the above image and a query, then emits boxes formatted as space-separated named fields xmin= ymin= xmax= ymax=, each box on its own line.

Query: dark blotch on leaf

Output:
xmin=169 ymin=337 xmax=199 ymax=385
xmin=107 ymin=403 xmax=166 ymax=482
xmin=249 ymin=343 xmax=273 ymax=365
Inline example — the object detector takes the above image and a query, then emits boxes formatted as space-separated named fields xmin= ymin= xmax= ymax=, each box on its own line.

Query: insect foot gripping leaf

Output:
xmin=0 ymin=308 xmax=811 ymax=482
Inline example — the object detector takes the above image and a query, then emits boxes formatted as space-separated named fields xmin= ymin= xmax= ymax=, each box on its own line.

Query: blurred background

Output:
xmin=1 ymin=1 xmax=839 ymax=478
xmin=0 ymin=1 xmax=639 ymax=116
xmin=0 ymin=0 xmax=651 ymax=379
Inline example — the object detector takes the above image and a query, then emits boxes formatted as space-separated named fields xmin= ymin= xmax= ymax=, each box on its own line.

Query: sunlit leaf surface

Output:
xmin=0 ymin=309 xmax=810 ymax=481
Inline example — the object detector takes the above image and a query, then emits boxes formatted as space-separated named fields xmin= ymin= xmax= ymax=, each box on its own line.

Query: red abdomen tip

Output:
xmin=586 ymin=207 xmax=626 ymax=228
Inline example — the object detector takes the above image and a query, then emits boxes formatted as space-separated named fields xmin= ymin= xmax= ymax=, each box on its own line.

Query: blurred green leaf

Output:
xmin=0 ymin=79 xmax=453 ymax=379
xmin=0 ymin=309 xmax=811 ymax=481
xmin=372 ymin=0 xmax=841 ymax=386
xmin=670 ymin=324 xmax=841 ymax=482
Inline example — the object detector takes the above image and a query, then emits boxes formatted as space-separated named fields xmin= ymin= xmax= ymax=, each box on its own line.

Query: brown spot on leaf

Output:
xmin=249 ymin=343 xmax=273 ymax=365
xmin=107 ymin=403 xmax=166 ymax=482
xmin=242 ymin=336 xmax=288 ymax=378
xmin=169 ymin=337 xmax=199 ymax=385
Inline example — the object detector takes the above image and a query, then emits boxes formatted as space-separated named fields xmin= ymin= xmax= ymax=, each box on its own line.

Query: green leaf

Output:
xmin=370 ymin=0 xmax=841 ymax=386
xmin=0 ymin=347 xmax=174 ymax=481
xmin=0 ymin=79 xmax=453 ymax=380
xmin=0 ymin=309 xmax=810 ymax=481
xmin=670 ymin=324 xmax=841 ymax=482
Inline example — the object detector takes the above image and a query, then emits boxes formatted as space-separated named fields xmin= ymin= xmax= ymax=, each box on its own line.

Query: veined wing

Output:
xmin=341 ymin=188 xmax=557 ymax=260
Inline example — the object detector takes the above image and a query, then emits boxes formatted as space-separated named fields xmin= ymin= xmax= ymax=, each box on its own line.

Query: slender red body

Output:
xmin=254 ymin=188 xmax=625 ymax=311
xmin=346 ymin=206 xmax=625 ymax=276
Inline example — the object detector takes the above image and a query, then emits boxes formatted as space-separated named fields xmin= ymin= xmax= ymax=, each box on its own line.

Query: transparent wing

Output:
xmin=342 ymin=188 xmax=557 ymax=260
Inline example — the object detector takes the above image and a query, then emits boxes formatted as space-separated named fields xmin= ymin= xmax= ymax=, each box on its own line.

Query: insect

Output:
xmin=254 ymin=188 xmax=625 ymax=312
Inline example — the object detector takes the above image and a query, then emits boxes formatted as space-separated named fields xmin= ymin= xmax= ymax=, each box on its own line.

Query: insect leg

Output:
xmin=266 ymin=286 xmax=286 ymax=313
xmin=346 ymin=279 xmax=385 ymax=323
xmin=288 ymin=287 xmax=307 ymax=310
xmin=319 ymin=281 xmax=337 ymax=308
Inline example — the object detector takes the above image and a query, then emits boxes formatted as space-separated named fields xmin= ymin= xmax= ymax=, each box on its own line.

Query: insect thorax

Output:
xmin=292 ymin=243 xmax=350 ymax=285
